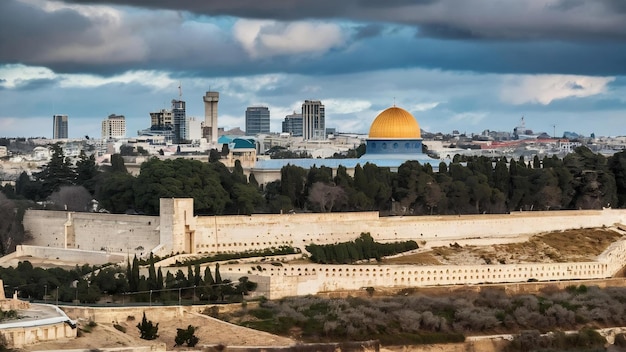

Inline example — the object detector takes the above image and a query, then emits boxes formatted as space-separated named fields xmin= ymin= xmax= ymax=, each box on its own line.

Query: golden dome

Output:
xmin=368 ymin=106 xmax=421 ymax=139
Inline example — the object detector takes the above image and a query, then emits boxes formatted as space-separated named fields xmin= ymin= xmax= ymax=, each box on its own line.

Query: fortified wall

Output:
xmin=24 ymin=210 xmax=159 ymax=257
xmin=159 ymin=199 xmax=626 ymax=257
xmin=23 ymin=199 xmax=626 ymax=259
xmin=158 ymin=236 xmax=626 ymax=300
xmin=21 ymin=198 xmax=626 ymax=299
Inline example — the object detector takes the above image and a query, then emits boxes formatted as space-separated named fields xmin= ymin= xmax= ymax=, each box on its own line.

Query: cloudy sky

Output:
xmin=1 ymin=0 xmax=625 ymax=139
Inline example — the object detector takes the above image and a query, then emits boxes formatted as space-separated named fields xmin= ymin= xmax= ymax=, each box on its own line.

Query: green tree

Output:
xmin=280 ymin=164 xmax=308 ymax=208
xmin=110 ymin=154 xmax=128 ymax=173
xmin=35 ymin=143 xmax=75 ymax=198
xmin=133 ymin=158 xmax=229 ymax=215
xmin=608 ymin=150 xmax=626 ymax=207
xmin=0 ymin=192 xmax=27 ymax=254
xmin=147 ymin=253 xmax=157 ymax=290
xmin=15 ymin=171 xmax=41 ymax=200
xmin=96 ymin=172 xmax=136 ymax=213
xmin=137 ymin=312 xmax=159 ymax=340
xmin=75 ymin=150 xmax=100 ymax=195
xmin=231 ymin=183 xmax=263 ymax=215
xmin=175 ymin=325 xmax=199 ymax=347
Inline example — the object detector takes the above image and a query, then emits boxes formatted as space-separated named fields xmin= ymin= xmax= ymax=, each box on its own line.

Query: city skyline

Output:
xmin=1 ymin=0 xmax=626 ymax=139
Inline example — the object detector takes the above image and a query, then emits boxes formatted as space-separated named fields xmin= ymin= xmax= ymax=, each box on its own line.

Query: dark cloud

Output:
xmin=599 ymin=0 xmax=626 ymax=13
xmin=551 ymin=0 xmax=587 ymax=11
xmin=59 ymin=0 xmax=626 ymax=41
xmin=62 ymin=0 xmax=436 ymax=20
xmin=2 ymin=0 xmax=626 ymax=78
xmin=566 ymin=82 xmax=585 ymax=90
xmin=353 ymin=24 xmax=385 ymax=40
xmin=0 ymin=0 xmax=92 ymax=63
xmin=417 ymin=24 xmax=480 ymax=40
xmin=14 ymin=78 xmax=59 ymax=91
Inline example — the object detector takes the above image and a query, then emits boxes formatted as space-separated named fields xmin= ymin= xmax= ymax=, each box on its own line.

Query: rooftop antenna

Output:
xmin=393 ymin=97 xmax=396 ymax=107
xmin=178 ymin=81 xmax=182 ymax=98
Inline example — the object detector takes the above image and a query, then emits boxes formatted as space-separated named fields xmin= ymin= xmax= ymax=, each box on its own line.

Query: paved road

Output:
xmin=0 ymin=303 xmax=75 ymax=329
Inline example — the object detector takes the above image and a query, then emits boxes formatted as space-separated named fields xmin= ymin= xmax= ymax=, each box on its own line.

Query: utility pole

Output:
xmin=553 ymin=124 xmax=556 ymax=139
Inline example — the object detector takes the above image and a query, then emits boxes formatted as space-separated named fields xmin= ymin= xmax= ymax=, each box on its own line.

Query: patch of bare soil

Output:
xmin=384 ymin=228 xmax=624 ymax=266
xmin=23 ymin=310 xmax=295 ymax=351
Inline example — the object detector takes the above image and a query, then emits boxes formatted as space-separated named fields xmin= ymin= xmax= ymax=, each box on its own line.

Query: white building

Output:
xmin=302 ymin=100 xmax=325 ymax=140
xmin=101 ymin=114 xmax=126 ymax=140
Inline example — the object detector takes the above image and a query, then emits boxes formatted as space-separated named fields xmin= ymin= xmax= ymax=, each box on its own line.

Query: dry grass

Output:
xmin=385 ymin=228 xmax=623 ymax=266
xmin=382 ymin=252 xmax=443 ymax=265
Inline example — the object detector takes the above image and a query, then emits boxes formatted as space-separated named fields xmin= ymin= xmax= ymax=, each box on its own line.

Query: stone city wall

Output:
xmin=155 ymin=236 xmax=626 ymax=300
xmin=23 ymin=199 xmax=626 ymax=260
xmin=61 ymin=305 xmax=185 ymax=324
xmin=183 ymin=204 xmax=626 ymax=256
xmin=0 ymin=321 xmax=76 ymax=348
xmin=211 ymin=238 xmax=626 ymax=299
xmin=23 ymin=210 xmax=69 ymax=249
xmin=24 ymin=210 xmax=160 ymax=257
xmin=221 ymin=261 xmax=612 ymax=299
xmin=13 ymin=245 xmax=126 ymax=266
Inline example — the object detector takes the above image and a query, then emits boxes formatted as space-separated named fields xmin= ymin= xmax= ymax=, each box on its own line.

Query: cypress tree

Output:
xmin=194 ymin=264 xmax=202 ymax=286
xmin=157 ymin=267 xmax=164 ymax=290
xmin=204 ymin=266 xmax=215 ymax=285
xmin=147 ymin=253 xmax=157 ymax=290
xmin=214 ymin=263 xmax=222 ymax=284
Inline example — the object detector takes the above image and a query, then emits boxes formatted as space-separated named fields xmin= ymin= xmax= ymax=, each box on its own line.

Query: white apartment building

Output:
xmin=101 ymin=114 xmax=126 ymax=140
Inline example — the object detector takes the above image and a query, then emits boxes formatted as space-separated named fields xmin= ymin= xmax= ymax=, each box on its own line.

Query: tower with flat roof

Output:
xmin=172 ymin=99 xmax=186 ymax=144
xmin=302 ymin=100 xmax=325 ymax=140
xmin=203 ymin=91 xmax=219 ymax=143
xmin=53 ymin=114 xmax=68 ymax=139
xmin=282 ymin=112 xmax=303 ymax=136
xmin=245 ymin=106 xmax=270 ymax=135
xmin=101 ymin=114 xmax=126 ymax=140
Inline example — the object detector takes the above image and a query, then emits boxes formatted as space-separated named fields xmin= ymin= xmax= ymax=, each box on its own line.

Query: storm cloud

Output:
xmin=1 ymin=0 xmax=626 ymax=139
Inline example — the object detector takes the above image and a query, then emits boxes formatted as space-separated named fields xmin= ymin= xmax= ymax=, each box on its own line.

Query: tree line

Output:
xmin=305 ymin=233 xmax=418 ymax=264
xmin=3 ymin=144 xmax=626 ymax=220
xmin=0 ymin=256 xmax=256 ymax=304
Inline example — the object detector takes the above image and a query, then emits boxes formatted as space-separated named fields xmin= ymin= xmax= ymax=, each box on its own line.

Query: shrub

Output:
xmin=136 ymin=312 xmax=159 ymax=340
xmin=175 ymin=325 xmax=199 ymax=347
xmin=113 ymin=324 xmax=126 ymax=333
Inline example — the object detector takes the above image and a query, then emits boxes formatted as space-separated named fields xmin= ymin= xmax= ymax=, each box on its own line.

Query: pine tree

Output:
xmin=75 ymin=150 xmax=99 ymax=195
xmin=35 ymin=143 xmax=76 ymax=198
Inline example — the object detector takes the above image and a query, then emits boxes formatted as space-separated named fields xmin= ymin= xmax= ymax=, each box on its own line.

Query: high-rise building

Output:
xmin=149 ymin=109 xmax=173 ymax=128
xmin=302 ymin=100 xmax=325 ymax=140
xmin=203 ymin=91 xmax=219 ymax=143
xmin=101 ymin=114 xmax=126 ymax=140
xmin=187 ymin=117 xmax=202 ymax=140
xmin=245 ymin=106 xmax=270 ymax=135
xmin=282 ymin=112 xmax=303 ymax=136
xmin=52 ymin=114 xmax=68 ymax=139
xmin=172 ymin=99 xmax=186 ymax=144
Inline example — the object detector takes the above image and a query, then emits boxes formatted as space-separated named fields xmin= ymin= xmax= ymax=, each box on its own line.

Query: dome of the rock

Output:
xmin=368 ymin=106 xmax=421 ymax=139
